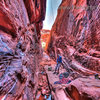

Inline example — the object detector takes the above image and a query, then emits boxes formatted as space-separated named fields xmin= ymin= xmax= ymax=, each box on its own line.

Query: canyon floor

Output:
xmin=36 ymin=52 xmax=100 ymax=100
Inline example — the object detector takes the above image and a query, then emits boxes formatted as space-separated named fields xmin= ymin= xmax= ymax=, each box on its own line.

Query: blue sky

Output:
xmin=43 ymin=0 xmax=62 ymax=30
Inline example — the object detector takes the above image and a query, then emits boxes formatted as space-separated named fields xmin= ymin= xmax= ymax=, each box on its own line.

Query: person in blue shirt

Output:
xmin=53 ymin=54 xmax=62 ymax=75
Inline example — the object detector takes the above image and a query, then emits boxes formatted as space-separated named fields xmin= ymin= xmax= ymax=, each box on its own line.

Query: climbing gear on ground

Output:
xmin=54 ymin=78 xmax=71 ymax=84
xmin=63 ymin=72 xmax=69 ymax=78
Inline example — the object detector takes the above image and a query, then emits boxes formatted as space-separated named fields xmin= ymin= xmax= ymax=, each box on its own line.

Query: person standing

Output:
xmin=53 ymin=55 xmax=62 ymax=75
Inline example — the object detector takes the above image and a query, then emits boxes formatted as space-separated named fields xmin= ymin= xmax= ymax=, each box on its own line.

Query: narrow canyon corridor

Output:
xmin=0 ymin=0 xmax=100 ymax=100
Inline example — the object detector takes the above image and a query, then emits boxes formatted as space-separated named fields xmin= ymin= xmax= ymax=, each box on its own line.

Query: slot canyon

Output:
xmin=0 ymin=0 xmax=100 ymax=100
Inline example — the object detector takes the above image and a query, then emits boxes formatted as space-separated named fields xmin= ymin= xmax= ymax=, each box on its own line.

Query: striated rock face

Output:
xmin=0 ymin=0 xmax=46 ymax=99
xmin=46 ymin=0 xmax=100 ymax=72
xmin=46 ymin=1 xmax=100 ymax=99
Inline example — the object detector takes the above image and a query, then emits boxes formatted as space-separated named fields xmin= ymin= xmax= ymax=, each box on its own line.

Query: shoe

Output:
xmin=53 ymin=72 xmax=56 ymax=74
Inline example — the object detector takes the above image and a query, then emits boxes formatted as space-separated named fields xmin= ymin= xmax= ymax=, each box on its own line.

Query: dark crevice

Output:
xmin=0 ymin=25 xmax=17 ymax=38
xmin=15 ymin=72 xmax=25 ymax=83
xmin=29 ymin=80 xmax=34 ymax=88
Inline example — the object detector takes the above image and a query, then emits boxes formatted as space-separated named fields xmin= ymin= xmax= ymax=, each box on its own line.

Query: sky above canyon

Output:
xmin=43 ymin=0 xmax=62 ymax=30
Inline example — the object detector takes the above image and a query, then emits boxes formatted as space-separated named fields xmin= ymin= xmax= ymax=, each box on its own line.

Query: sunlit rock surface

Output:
xmin=41 ymin=29 xmax=50 ymax=49
xmin=46 ymin=0 xmax=100 ymax=72
xmin=0 ymin=0 xmax=46 ymax=99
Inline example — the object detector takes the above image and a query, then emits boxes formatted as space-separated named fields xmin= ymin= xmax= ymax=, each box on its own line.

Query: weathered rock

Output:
xmin=0 ymin=0 xmax=46 ymax=99
xmin=65 ymin=77 xmax=100 ymax=100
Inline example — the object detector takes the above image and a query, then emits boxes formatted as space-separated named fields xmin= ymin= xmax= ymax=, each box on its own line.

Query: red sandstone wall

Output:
xmin=0 ymin=0 xmax=46 ymax=99
xmin=46 ymin=0 xmax=100 ymax=71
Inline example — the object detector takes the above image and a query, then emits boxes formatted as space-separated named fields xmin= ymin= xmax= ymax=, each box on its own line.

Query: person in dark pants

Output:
xmin=95 ymin=74 xmax=100 ymax=79
xmin=53 ymin=55 xmax=62 ymax=75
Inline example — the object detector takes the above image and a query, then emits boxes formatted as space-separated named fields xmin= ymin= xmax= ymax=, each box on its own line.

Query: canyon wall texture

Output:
xmin=46 ymin=0 xmax=100 ymax=72
xmin=0 ymin=0 xmax=46 ymax=99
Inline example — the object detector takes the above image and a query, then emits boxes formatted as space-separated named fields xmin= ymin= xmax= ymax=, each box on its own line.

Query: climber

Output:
xmin=53 ymin=54 xmax=62 ymax=75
